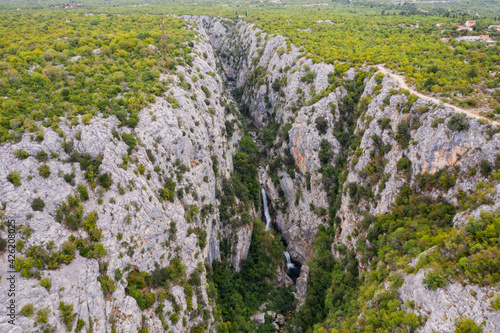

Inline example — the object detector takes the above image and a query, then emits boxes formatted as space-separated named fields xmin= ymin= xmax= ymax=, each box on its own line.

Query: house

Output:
xmin=436 ymin=23 xmax=444 ymax=27
xmin=466 ymin=20 xmax=476 ymax=27
xmin=455 ymin=35 xmax=495 ymax=43
xmin=457 ymin=25 xmax=473 ymax=31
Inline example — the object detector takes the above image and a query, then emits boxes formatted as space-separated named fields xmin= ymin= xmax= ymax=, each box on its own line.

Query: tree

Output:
xmin=38 ymin=165 xmax=51 ymax=178
xmin=447 ymin=113 xmax=469 ymax=131
xmin=479 ymin=160 xmax=492 ymax=176
xmin=7 ymin=171 xmax=21 ymax=186
xmin=31 ymin=198 xmax=45 ymax=211
xmin=315 ymin=116 xmax=329 ymax=135
xmin=98 ymin=173 xmax=113 ymax=189
xmin=395 ymin=121 xmax=411 ymax=149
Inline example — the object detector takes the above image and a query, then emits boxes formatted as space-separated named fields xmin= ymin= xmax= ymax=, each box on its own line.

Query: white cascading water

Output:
xmin=262 ymin=188 xmax=272 ymax=230
xmin=284 ymin=251 xmax=295 ymax=269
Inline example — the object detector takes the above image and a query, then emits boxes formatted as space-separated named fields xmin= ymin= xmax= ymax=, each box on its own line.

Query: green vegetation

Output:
xmin=77 ymin=183 xmax=89 ymax=201
xmin=35 ymin=150 xmax=49 ymax=162
xmin=59 ymin=301 xmax=77 ymax=331
xmin=2 ymin=2 xmax=499 ymax=332
xmin=14 ymin=149 xmax=29 ymax=159
xmin=98 ymin=173 xmax=113 ymax=189
xmin=211 ymin=219 xmax=292 ymax=332
xmin=38 ymin=164 xmax=51 ymax=178
xmin=125 ymin=258 xmax=185 ymax=310
xmin=39 ymin=277 xmax=52 ymax=291
xmin=98 ymin=275 xmax=116 ymax=297
xmin=7 ymin=171 xmax=21 ymax=187
xmin=36 ymin=307 xmax=50 ymax=325
xmin=447 ymin=113 xmax=470 ymax=131
xmin=20 ymin=304 xmax=35 ymax=317
xmin=31 ymin=197 xmax=45 ymax=211
xmin=14 ymin=210 xmax=105 ymax=279
xmin=0 ymin=12 xmax=194 ymax=143
xmin=455 ymin=318 xmax=482 ymax=333
xmin=75 ymin=318 xmax=86 ymax=332
xmin=315 ymin=116 xmax=328 ymax=135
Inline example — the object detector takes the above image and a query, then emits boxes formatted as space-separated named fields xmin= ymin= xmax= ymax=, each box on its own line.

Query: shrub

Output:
xmin=141 ymin=70 xmax=156 ymax=82
xmin=40 ymin=278 xmax=52 ymax=291
xmin=20 ymin=304 xmax=35 ymax=317
xmin=396 ymin=157 xmax=412 ymax=171
xmin=36 ymin=308 xmax=50 ymax=325
xmin=479 ymin=160 xmax=492 ymax=176
xmin=201 ymin=85 xmax=211 ymax=98
xmin=38 ymin=165 xmax=51 ymax=178
xmin=0 ymin=238 xmax=6 ymax=251
xmin=170 ymin=313 xmax=179 ymax=324
xmin=377 ymin=117 xmax=391 ymax=130
xmin=77 ymin=183 xmax=89 ymax=201
xmin=447 ymin=113 xmax=469 ymax=131
xmin=315 ymin=116 xmax=328 ymax=135
xmin=32 ymin=198 xmax=45 ymax=211
xmin=431 ymin=117 xmax=444 ymax=128
xmin=65 ymin=214 xmax=81 ymax=230
xmin=454 ymin=318 xmax=482 ymax=333
xmin=98 ymin=173 xmax=113 ymax=188
xmin=492 ymin=294 xmax=500 ymax=310
xmin=395 ymin=121 xmax=411 ymax=149
xmin=7 ymin=171 xmax=21 ymax=186
xmin=63 ymin=172 xmax=76 ymax=185
xmin=75 ymin=319 xmax=85 ymax=332
xmin=98 ymin=275 xmax=116 ymax=297
xmin=35 ymin=150 xmax=49 ymax=162
xmin=302 ymin=71 xmax=316 ymax=83
xmin=115 ymin=268 xmax=123 ymax=281
xmin=225 ymin=120 xmax=235 ymax=139
xmin=423 ymin=269 xmax=448 ymax=290
xmin=59 ymin=301 xmax=77 ymax=331
xmin=121 ymin=133 xmax=136 ymax=153
xmin=14 ymin=149 xmax=29 ymax=159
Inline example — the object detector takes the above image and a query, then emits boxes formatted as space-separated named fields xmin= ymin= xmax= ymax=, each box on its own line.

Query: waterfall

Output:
xmin=284 ymin=251 xmax=295 ymax=269
xmin=262 ymin=188 xmax=272 ymax=230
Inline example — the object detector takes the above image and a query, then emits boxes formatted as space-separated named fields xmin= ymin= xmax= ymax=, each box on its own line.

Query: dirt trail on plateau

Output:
xmin=377 ymin=65 xmax=500 ymax=126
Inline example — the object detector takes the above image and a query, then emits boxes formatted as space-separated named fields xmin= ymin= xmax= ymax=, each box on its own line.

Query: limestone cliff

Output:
xmin=0 ymin=23 xmax=238 ymax=333
xmin=1 ymin=14 xmax=499 ymax=333
xmin=188 ymin=15 xmax=500 ymax=332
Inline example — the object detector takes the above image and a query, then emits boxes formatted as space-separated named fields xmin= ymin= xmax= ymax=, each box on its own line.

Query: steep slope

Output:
xmin=188 ymin=16 xmax=500 ymax=332
xmin=1 ymin=14 xmax=500 ymax=333
xmin=0 ymin=23 xmax=240 ymax=333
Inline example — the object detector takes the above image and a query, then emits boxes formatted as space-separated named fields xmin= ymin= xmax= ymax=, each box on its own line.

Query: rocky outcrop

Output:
xmin=2 ymin=14 xmax=500 ymax=333
xmin=295 ymin=265 xmax=309 ymax=309
xmin=400 ymin=269 xmax=500 ymax=333
xmin=189 ymin=16 xmax=342 ymax=265
xmin=0 ymin=23 xmax=238 ymax=333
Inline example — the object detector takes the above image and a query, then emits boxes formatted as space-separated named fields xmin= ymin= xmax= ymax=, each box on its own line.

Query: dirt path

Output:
xmin=377 ymin=65 xmax=500 ymax=126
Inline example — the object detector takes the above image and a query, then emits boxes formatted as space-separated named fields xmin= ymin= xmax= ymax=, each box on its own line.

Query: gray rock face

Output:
xmin=276 ymin=313 xmax=285 ymax=325
xmin=2 ymin=14 xmax=500 ymax=333
xmin=400 ymin=269 xmax=500 ymax=333
xmin=230 ymin=224 xmax=253 ymax=272
xmin=339 ymin=72 xmax=500 ymax=246
xmin=191 ymin=16 xmax=341 ymax=265
xmin=250 ymin=312 xmax=266 ymax=325
xmin=0 ymin=23 xmax=238 ymax=332
xmin=295 ymin=265 xmax=309 ymax=309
